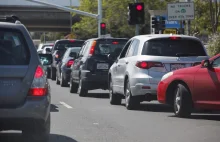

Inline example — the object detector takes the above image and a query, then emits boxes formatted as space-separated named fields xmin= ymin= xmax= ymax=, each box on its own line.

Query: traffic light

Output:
xmin=134 ymin=3 xmax=145 ymax=24
xmin=128 ymin=3 xmax=145 ymax=25
xmin=100 ymin=23 xmax=106 ymax=35
xmin=151 ymin=17 xmax=159 ymax=29
xmin=159 ymin=16 xmax=166 ymax=29
xmin=127 ymin=3 xmax=136 ymax=25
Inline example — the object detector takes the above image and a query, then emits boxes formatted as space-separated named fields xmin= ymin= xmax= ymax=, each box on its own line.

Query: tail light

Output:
xmin=112 ymin=41 xmax=119 ymax=44
xmin=89 ymin=41 xmax=97 ymax=56
xmin=28 ymin=65 xmax=48 ymax=96
xmin=192 ymin=62 xmax=201 ymax=66
xmin=169 ymin=36 xmax=181 ymax=40
xmin=136 ymin=61 xmax=164 ymax=69
xmin=66 ymin=59 xmax=74 ymax=68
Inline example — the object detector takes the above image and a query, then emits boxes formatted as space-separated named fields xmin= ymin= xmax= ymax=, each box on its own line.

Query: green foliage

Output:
xmin=72 ymin=0 xmax=176 ymax=39
xmin=207 ymin=34 xmax=220 ymax=56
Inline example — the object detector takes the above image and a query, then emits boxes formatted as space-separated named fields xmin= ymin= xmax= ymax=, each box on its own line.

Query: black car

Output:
xmin=50 ymin=39 xmax=84 ymax=80
xmin=69 ymin=37 xmax=128 ymax=96
xmin=56 ymin=47 xmax=81 ymax=87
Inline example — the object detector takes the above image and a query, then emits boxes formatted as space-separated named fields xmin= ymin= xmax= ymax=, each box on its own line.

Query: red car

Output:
xmin=157 ymin=53 xmax=220 ymax=118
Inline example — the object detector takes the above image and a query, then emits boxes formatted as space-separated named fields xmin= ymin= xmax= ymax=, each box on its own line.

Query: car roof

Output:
xmin=55 ymin=39 xmax=85 ymax=42
xmin=133 ymin=34 xmax=201 ymax=42
xmin=0 ymin=22 xmax=25 ymax=30
xmin=86 ymin=37 xmax=129 ymax=42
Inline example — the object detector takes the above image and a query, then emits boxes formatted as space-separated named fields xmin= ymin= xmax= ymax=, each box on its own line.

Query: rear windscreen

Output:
xmin=142 ymin=38 xmax=207 ymax=57
xmin=54 ymin=40 xmax=84 ymax=51
xmin=0 ymin=29 xmax=30 ymax=65
xmin=70 ymin=47 xmax=81 ymax=53
xmin=94 ymin=40 xmax=128 ymax=56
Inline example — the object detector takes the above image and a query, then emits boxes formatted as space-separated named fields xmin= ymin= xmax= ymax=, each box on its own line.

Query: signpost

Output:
xmin=163 ymin=28 xmax=177 ymax=34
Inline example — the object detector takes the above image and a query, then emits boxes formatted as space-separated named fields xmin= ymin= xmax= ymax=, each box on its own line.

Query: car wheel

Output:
xmin=56 ymin=73 xmax=60 ymax=85
xmin=78 ymin=78 xmax=88 ymax=97
xmin=22 ymin=114 xmax=50 ymax=142
xmin=174 ymin=84 xmax=193 ymax=118
xmin=125 ymin=79 xmax=140 ymax=110
xmin=51 ymin=67 xmax=56 ymax=80
xmin=60 ymin=73 xmax=68 ymax=87
xmin=109 ymin=78 xmax=121 ymax=105
xmin=70 ymin=78 xmax=78 ymax=93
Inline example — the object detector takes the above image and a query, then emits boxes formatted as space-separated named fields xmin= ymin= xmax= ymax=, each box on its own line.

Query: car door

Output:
xmin=72 ymin=41 xmax=88 ymax=83
xmin=57 ymin=50 xmax=69 ymax=80
xmin=193 ymin=56 xmax=220 ymax=104
xmin=114 ymin=40 xmax=132 ymax=94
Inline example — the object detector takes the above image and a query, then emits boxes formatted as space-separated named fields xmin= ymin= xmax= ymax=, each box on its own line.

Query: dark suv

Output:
xmin=0 ymin=16 xmax=52 ymax=141
xmin=50 ymin=39 xmax=84 ymax=80
xmin=69 ymin=37 xmax=128 ymax=96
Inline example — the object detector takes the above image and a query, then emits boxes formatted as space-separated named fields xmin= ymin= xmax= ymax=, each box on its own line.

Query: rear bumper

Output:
xmin=130 ymin=83 xmax=157 ymax=96
xmin=0 ymin=95 xmax=50 ymax=129
xmin=81 ymin=70 xmax=108 ymax=90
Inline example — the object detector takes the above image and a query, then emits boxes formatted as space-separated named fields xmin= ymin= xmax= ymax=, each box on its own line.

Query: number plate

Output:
xmin=97 ymin=63 xmax=109 ymax=69
xmin=170 ymin=64 xmax=185 ymax=71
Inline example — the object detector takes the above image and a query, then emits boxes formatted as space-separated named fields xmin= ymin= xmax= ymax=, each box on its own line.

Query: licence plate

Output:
xmin=97 ymin=63 xmax=109 ymax=69
xmin=170 ymin=64 xmax=185 ymax=71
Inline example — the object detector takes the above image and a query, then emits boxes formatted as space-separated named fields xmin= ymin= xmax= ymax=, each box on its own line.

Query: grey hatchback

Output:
xmin=0 ymin=16 xmax=51 ymax=142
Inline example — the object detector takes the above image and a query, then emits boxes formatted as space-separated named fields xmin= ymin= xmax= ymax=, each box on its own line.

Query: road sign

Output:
xmin=155 ymin=15 xmax=184 ymax=29
xmin=163 ymin=28 xmax=177 ymax=34
xmin=167 ymin=2 xmax=194 ymax=21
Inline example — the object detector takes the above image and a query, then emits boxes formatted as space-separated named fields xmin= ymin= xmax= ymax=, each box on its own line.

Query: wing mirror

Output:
xmin=201 ymin=59 xmax=211 ymax=68
xmin=39 ymin=54 xmax=52 ymax=65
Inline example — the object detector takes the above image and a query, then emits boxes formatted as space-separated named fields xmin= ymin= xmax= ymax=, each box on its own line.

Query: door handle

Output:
xmin=126 ymin=61 xmax=129 ymax=64
xmin=117 ymin=64 xmax=120 ymax=67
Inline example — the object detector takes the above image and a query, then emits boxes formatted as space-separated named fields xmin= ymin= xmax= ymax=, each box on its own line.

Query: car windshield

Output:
xmin=142 ymin=38 xmax=207 ymax=57
xmin=0 ymin=29 xmax=30 ymax=65
xmin=94 ymin=40 xmax=127 ymax=56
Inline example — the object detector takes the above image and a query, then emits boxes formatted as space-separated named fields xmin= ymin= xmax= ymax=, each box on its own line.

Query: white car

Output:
xmin=42 ymin=46 xmax=53 ymax=54
xmin=108 ymin=34 xmax=209 ymax=110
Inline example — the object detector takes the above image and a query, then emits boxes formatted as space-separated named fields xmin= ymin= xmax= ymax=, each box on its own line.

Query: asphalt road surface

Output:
xmin=1 ymin=80 xmax=220 ymax=142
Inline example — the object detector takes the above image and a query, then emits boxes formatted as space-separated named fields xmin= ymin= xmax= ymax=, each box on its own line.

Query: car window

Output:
xmin=126 ymin=40 xmax=138 ymax=57
xmin=70 ymin=47 xmax=81 ymax=54
xmin=212 ymin=57 xmax=220 ymax=68
xmin=119 ymin=40 xmax=132 ymax=59
xmin=0 ymin=29 xmax=30 ymax=65
xmin=133 ymin=40 xmax=140 ymax=56
xmin=79 ymin=42 xmax=88 ymax=57
xmin=54 ymin=40 xmax=84 ymax=51
xmin=142 ymin=38 xmax=207 ymax=57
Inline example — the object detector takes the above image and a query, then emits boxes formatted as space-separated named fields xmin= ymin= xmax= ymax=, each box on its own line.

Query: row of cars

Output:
xmin=47 ymin=34 xmax=220 ymax=118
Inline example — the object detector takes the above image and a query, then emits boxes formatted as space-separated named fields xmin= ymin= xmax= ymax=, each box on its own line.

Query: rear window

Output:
xmin=0 ymin=29 xmax=30 ymax=65
xmin=94 ymin=39 xmax=128 ymax=56
xmin=54 ymin=40 xmax=84 ymax=51
xmin=70 ymin=47 xmax=81 ymax=53
xmin=142 ymin=38 xmax=207 ymax=57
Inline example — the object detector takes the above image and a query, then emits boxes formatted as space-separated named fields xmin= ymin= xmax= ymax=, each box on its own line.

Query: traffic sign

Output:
xmin=163 ymin=28 xmax=177 ymax=34
xmin=155 ymin=15 xmax=184 ymax=28
xmin=167 ymin=2 xmax=194 ymax=21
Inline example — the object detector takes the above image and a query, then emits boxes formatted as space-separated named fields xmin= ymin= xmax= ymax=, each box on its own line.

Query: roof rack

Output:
xmin=0 ymin=15 xmax=21 ymax=24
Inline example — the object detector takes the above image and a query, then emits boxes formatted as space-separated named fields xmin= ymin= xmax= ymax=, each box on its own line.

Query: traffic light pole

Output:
xmin=134 ymin=0 xmax=139 ymax=36
xmin=98 ymin=0 xmax=102 ymax=37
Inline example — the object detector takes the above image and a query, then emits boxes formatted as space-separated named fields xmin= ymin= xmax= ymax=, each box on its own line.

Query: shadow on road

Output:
xmin=51 ymin=104 xmax=59 ymax=112
xmin=86 ymin=93 xmax=109 ymax=99
xmin=0 ymin=132 xmax=78 ymax=142
xmin=169 ymin=114 xmax=220 ymax=121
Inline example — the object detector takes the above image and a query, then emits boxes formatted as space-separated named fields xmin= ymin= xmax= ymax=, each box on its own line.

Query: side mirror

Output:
xmin=39 ymin=54 xmax=52 ymax=65
xmin=201 ymin=59 xmax=211 ymax=68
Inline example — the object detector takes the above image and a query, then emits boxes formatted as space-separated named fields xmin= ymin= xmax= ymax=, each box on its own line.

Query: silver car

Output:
xmin=108 ymin=34 xmax=209 ymax=110
xmin=0 ymin=16 xmax=52 ymax=142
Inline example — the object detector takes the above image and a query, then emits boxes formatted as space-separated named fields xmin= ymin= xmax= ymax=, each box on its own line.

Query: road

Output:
xmin=1 ymin=80 xmax=220 ymax=142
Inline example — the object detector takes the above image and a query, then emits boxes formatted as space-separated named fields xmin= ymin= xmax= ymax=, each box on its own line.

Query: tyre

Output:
xmin=22 ymin=114 xmax=50 ymax=142
xmin=78 ymin=78 xmax=88 ymax=97
xmin=51 ymin=67 xmax=56 ymax=80
xmin=60 ymin=73 xmax=68 ymax=87
xmin=174 ymin=84 xmax=193 ymax=118
xmin=56 ymin=74 xmax=60 ymax=85
xmin=109 ymin=78 xmax=121 ymax=105
xmin=125 ymin=79 xmax=140 ymax=110
xmin=70 ymin=78 xmax=78 ymax=93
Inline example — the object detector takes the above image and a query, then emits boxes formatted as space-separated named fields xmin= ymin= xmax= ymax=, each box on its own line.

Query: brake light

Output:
xmin=28 ymin=65 xmax=47 ymax=96
xmin=136 ymin=61 xmax=164 ymax=69
xmin=66 ymin=59 xmax=74 ymax=67
xmin=69 ymin=39 xmax=75 ymax=42
xmin=89 ymin=41 xmax=97 ymax=55
xmin=112 ymin=42 xmax=119 ymax=44
xmin=170 ymin=36 xmax=181 ymax=40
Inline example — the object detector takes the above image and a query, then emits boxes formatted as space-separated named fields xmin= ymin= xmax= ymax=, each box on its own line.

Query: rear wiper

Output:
xmin=176 ymin=53 xmax=197 ymax=57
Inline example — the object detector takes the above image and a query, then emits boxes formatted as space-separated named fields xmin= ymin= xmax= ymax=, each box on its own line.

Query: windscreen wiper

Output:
xmin=176 ymin=53 xmax=197 ymax=57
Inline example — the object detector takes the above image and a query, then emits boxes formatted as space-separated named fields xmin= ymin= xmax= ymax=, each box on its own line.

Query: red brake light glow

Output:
xmin=136 ymin=61 xmax=164 ymax=69
xmin=35 ymin=66 xmax=44 ymax=78
xmin=170 ymin=36 xmax=181 ymax=40
xmin=29 ymin=88 xmax=47 ymax=96
xmin=89 ymin=41 xmax=97 ymax=55
xmin=66 ymin=59 xmax=74 ymax=67
xmin=112 ymin=42 xmax=119 ymax=44
xmin=69 ymin=39 xmax=75 ymax=42
xmin=136 ymin=5 xmax=143 ymax=11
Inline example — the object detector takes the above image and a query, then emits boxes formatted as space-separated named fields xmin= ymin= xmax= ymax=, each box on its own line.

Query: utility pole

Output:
xmin=69 ymin=0 xmax=72 ymax=34
xmin=98 ymin=0 xmax=102 ymax=37
xmin=134 ymin=0 xmax=139 ymax=35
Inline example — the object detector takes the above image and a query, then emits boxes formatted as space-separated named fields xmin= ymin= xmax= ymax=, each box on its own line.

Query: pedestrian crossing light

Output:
xmin=100 ymin=23 xmax=106 ymax=35
xmin=151 ymin=17 xmax=159 ymax=29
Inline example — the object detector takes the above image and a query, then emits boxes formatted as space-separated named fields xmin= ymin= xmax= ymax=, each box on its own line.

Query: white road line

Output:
xmin=59 ymin=101 xmax=73 ymax=109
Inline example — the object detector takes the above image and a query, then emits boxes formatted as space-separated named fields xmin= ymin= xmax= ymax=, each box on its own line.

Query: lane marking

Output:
xmin=59 ymin=101 xmax=73 ymax=109
xmin=93 ymin=123 xmax=99 ymax=125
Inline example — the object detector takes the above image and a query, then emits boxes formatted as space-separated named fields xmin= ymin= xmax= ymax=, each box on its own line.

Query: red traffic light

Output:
xmin=101 ymin=23 xmax=106 ymax=28
xmin=136 ymin=4 xmax=143 ymax=11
